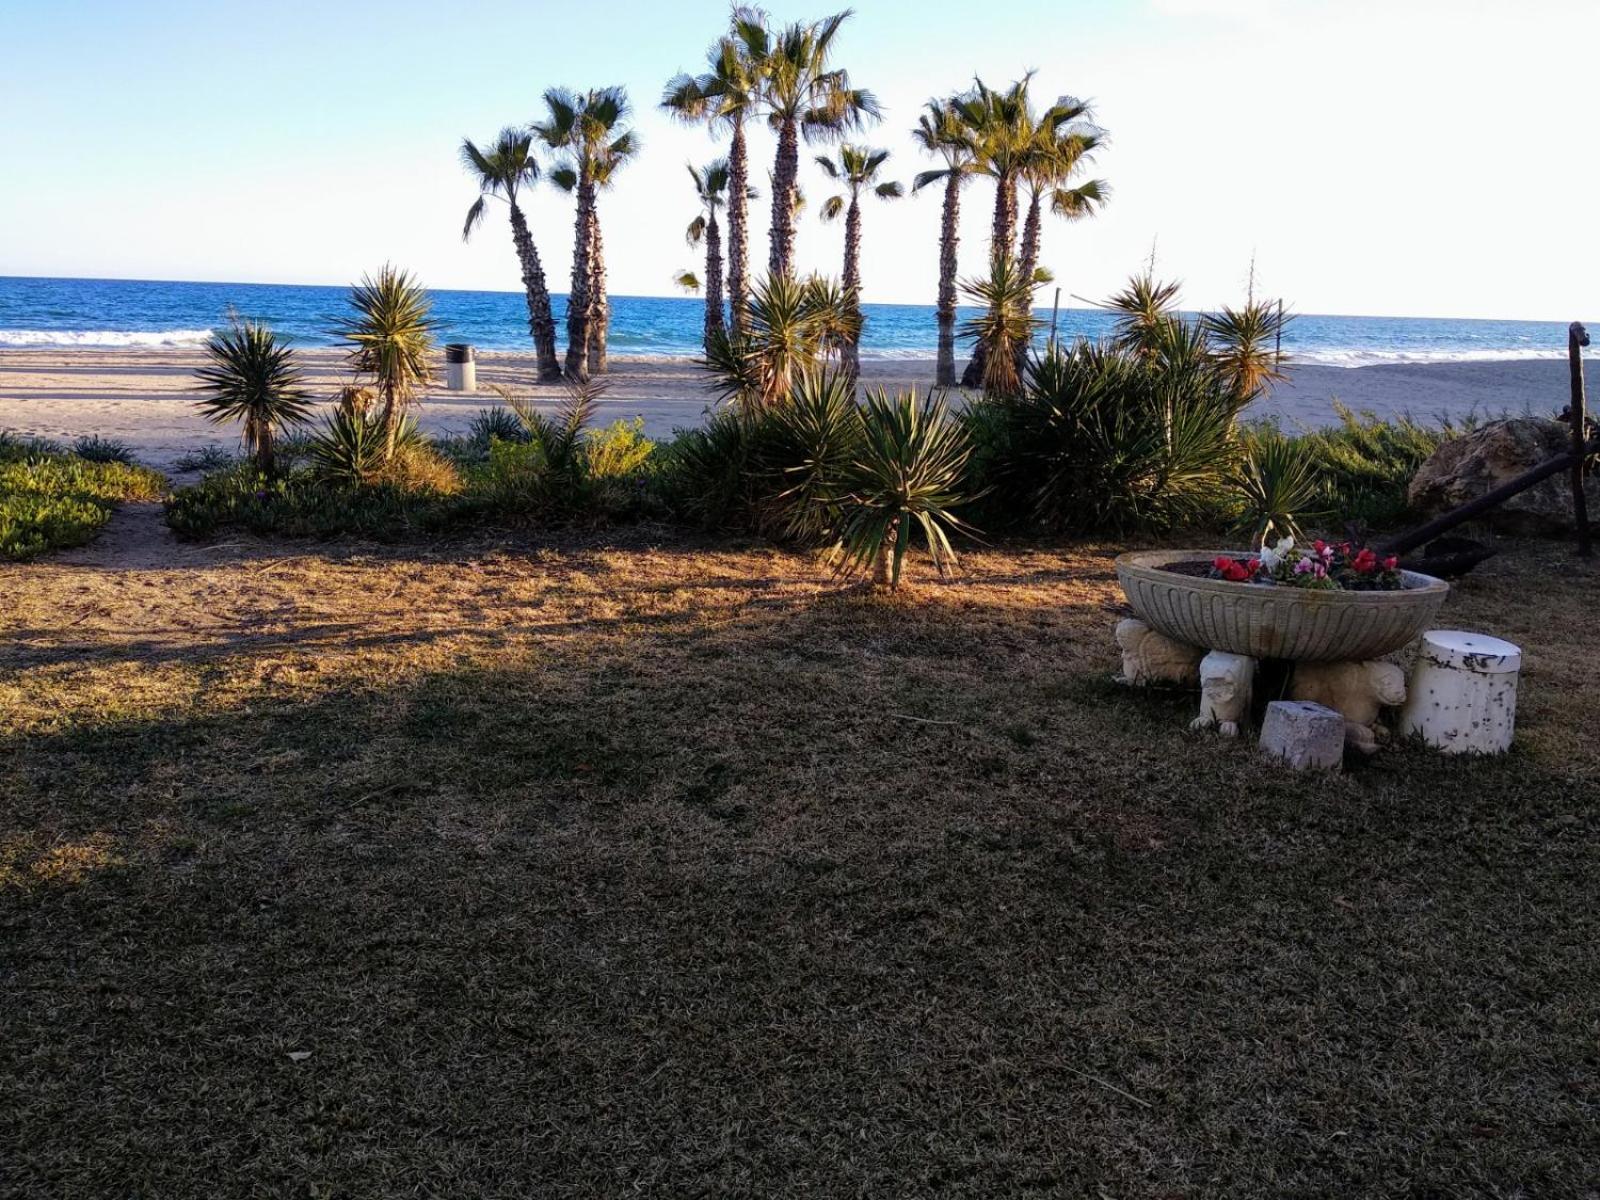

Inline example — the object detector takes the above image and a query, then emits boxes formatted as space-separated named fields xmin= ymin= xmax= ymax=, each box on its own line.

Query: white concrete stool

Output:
xmin=1399 ymin=631 xmax=1522 ymax=755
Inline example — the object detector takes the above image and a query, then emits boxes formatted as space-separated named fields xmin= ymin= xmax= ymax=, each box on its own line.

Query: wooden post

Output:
xmin=1570 ymin=321 xmax=1592 ymax=556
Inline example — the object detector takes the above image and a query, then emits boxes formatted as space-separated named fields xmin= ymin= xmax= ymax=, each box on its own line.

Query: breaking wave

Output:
xmin=0 ymin=327 xmax=214 ymax=348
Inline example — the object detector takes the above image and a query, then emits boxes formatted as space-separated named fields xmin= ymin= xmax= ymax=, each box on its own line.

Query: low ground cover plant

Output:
xmin=0 ymin=433 xmax=165 ymax=560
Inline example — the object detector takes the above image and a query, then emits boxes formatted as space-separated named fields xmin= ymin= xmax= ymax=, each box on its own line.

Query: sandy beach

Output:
xmin=0 ymin=347 xmax=1583 ymax=473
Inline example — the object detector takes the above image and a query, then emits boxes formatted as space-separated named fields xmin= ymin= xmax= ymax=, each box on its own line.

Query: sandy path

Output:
xmin=0 ymin=347 xmax=1588 ymax=472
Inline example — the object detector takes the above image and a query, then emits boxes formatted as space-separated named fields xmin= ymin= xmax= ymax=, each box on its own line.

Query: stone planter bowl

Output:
xmin=1116 ymin=549 xmax=1450 ymax=662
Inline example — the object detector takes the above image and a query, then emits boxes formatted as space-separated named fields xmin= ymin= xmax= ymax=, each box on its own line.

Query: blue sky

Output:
xmin=3 ymin=0 xmax=1597 ymax=319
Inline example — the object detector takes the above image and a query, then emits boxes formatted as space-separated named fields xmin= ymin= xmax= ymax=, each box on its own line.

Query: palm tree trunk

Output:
xmin=508 ymin=202 xmax=563 ymax=382
xmin=842 ymin=196 xmax=863 ymax=384
xmin=587 ymin=204 xmax=609 ymax=375
xmin=992 ymin=169 xmax=1019 ymax=257
xmin=961 ymin=170 xmax=1021 ymax=388
xmin=873 ymin=517 xmax=899 ymax=587
xmin=704 ymin=210 xmax=726 ymax=351
xmin=769 ymin=116 xmax=800 ymax=279
xmin=1014 ymin=188 xmax=1044 ymax=374
xmin=564 ymin=174 xmax=594 ymax=381
xmin=727 ymin=118 xmax=750 ymax=335
xmin=935 ymin=173 xmax=961 ymax=388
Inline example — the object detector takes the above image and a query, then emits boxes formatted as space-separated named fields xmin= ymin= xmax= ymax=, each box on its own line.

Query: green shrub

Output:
xmin=172 ymin=445 xmax=239 ymax=473
xmin=0 ymin=445 xmax=166 ymax=560
xmin=967 ymin=339 xmax=1244 ymax=534
xmin=656 ymin=371 xmax=863 ymax=541
xmin=70 ymin=435 xmax=137 ymax=464
xmin=467 ymin=406 xmax=529 ymax=447
xmin=1286 ymin=403 xmax=1465 ymax=529
xmin=164 ymin=464 xmax=458 ymax=542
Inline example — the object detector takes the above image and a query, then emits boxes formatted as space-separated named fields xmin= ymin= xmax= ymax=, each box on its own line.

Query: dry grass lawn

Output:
xmin=2 ymin=512 xmax=1598 ymax=1196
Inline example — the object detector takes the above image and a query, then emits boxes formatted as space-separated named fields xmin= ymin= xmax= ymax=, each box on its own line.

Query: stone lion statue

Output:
xmin=1191 ymin=651 xmax=1255 ymax=738
xmin=1290 ymin=660 xmax=1408 ymax=755
xmin=1115 ymin=618 xmax=1204 ymax=689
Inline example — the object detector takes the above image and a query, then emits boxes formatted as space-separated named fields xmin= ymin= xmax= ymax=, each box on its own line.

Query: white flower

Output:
xmin=1259 ymin=536 xmax=1294 ymax=573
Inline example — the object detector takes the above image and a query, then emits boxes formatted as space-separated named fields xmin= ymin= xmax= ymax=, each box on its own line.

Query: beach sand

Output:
xmin=0 ymin=348 xmax=1583 ymax=473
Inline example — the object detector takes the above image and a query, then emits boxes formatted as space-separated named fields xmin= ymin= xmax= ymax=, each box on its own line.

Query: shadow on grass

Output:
xmin=3 ymin=587 xmax=1598 ymax=1196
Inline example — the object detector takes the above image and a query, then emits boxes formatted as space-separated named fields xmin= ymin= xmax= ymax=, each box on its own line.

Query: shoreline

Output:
xmin=1 ymin=347 xmax=1585 ymax=473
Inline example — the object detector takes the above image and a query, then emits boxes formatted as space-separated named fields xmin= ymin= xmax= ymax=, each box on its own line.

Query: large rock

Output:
xmin=1408 ymin=417 xmax=1597 ymax=534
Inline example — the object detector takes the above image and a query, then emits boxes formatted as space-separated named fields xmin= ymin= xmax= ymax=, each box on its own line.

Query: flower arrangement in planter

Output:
xmin=1209 ymin=538 xmax=1404 ymax=592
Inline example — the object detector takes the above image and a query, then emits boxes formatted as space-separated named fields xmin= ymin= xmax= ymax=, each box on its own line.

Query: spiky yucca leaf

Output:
xmin=194 ymin=320 xmax=312 ymax=473
xmin=1230 ymin=431 xmax=1326 ymax=548
xmin=833 ymin=389 xmax=978 ymax=587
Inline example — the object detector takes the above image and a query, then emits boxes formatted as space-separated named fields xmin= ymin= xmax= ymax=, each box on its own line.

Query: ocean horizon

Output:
xmin=0 ymin=274 xmax=1581 ymax=369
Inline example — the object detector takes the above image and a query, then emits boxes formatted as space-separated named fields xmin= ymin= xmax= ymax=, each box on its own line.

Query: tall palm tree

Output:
xmin=662 ymin=11 xmax=765 ymax=334
xmin=682 ymin=158 xmax=737 ymax=351
xmin=194 ymin=320 xmax=312 ymax=474
xmin=536 ymin=86 xmax=637 ymax=380
xmin=817 ymin=144 xmax=901 ymax=381
xmin=955 ymin=76 xmax=1069 ymax=387
xmin=911 ymin=98 xmax=978 ymax=387
xmin=459 ymin=128 xmax=562 ymax=382
xmin=1016 ymin=98 xmax=1109 ymax=301
xmin=750 ymin=10 xmax=879 ymax=280
xmin=335 ymin=265 xmax=437 ymax=459
xmin=956 ymin=76 xmax=1037 ymax=261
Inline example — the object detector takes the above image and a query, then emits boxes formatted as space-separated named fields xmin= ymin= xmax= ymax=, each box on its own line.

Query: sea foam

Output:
xmin=0 ymin=327 xmax=214 ymax=348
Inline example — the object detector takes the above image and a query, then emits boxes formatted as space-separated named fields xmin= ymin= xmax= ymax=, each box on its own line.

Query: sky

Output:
xmin=2 ymin=0 xmax=1597 ymax=321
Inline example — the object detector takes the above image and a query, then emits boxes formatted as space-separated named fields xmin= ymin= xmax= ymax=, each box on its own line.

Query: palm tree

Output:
xmin=956 ymin=76 xmax=1037 ymax=262
xmin=335 ymin=265 xmax=437 ymax=459
xmin=193 ymin=320 xmax=312 ymax=474
xmin=817 ymin=144 xmax=901 ymax=382
xmin=683 ymin=159 xmax=735 ymax=351
xmin=1016 ymin=99 xmax=1109 ymax=302
xmin=955 ymin=77 xmax=1038 ymax=386
xmin=536 ymin=86 xmax=637 ymax=380
xmin=459 ymin=128 xmax=562 ymax=382
xmin=911 ymin=98 xmax=978 ymax=387
xmin=662 ymin=11 xmax=765 ymax=334
xmin=750 ymin=10 xmax=879 ymax=280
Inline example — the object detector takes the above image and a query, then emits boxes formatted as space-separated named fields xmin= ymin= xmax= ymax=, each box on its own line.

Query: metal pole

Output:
xmin=1570 ymin=321 xmax=1592 ymax=556
xmin=1049 ymin=288 xmax=1061 ymax=353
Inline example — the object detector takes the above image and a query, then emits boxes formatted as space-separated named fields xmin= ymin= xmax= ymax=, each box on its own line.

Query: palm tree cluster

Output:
xmin=458 ymin=11 xmax=1117 ymax=392
xmin=461 ymin=89 xmax=639 ymax=383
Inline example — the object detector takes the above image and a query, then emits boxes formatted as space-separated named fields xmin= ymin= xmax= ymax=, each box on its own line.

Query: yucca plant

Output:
xmin=1204 ymin=299 xmax=1292 ymax=401
xmin=193 ymin=320 xmax=313 ymax=474
xmin=958 ymin=256 xmax=1039 ymax=399
xmin=983 ymin=339 xmax=1243 ymax=534
xmin=703 ymin=273 xmax=857 ymax=407
xmin=1230 ymin=430 xmax=1325 ymax=548
xmin=335 ymin=266 xmax=437 ymax=460
xmin=1106 ymin=272 xmax=1184 ymax=357
xmin=833 ymin=389 xmax=977 ymax=588
xmin=764 ymin=367 xmax=863 ymax=542
xmin=468 ymin=406 xmax=530 ymax=446
xmin=71 ymin=435 xmax=136 ymax=465
xmin=311 ymin=406 xmax=407 ymax=487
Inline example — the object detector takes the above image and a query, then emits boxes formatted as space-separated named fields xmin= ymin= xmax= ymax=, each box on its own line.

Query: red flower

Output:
xmin=1352 ymin=548 xmax=1378 ymax=574
xmin=1382 ymin=555 xmax=1399 ymax=571
xmin=1213 ymin=557 xmax=1255 ymax=582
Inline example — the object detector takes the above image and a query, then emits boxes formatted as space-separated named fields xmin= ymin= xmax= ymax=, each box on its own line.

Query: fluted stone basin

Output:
xmin=1116 ymin=549 xmax=1450 ymax=663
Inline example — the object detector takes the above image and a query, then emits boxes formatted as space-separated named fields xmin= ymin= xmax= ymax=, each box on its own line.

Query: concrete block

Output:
xmin=1259 ymin=701 xmax=1345 ymax=771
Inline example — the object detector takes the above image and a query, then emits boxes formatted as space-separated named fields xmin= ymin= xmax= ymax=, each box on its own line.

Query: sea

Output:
xmin=0 ymin=274 xmax=1579 ymax=367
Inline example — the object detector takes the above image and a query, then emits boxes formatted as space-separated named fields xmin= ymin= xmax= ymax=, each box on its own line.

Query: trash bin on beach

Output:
xmin=445 ymin=344 xmax=476 ymax=392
